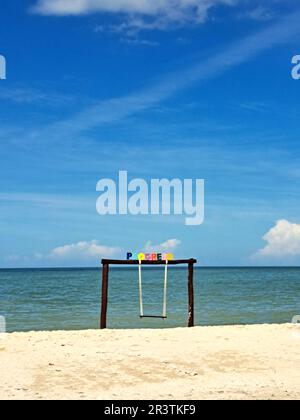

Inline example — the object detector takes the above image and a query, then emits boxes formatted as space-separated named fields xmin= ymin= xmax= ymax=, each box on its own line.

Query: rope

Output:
xmin=138 ymin=260 xmax=144 ymax=317
xmin=163 ymin=260 xmax=168 ymax=318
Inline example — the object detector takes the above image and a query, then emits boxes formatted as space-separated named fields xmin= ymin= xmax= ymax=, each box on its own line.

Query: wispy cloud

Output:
xmin=95 ymin=23 xmax=160 ymax=46
xmin=31 ymin=1 xmax=293 ymax=40
xmin=238 ymin=101 xmax=272 ymax=113
xmin=0 ymin=193 xmax=86 ymax=209
xmin=237 ymin=5 xmax=276 ymax=22
xmin=91 ymin=0 xmax=236 ymax=39
xmin=49 ymin=240 xmax=120 ymax=260
xmin=5 ymin=240 xmax=121 ymax=267
xmin=0 ymin=86 xmax=75 ymax=106
xmin=31 ymin=0 xmax=237 ymax=30
xmin=144 ymin=238 xmax=181 ymax=253
xmin=44 ymin=10 xmax=300 ymax=138
xmin=120 ymin=38 xmax=160 ymax=47
xmin=31 ymin=0 xmax=242 ymax=43
xmin=3 ymin=8 xmax=300 ymax=170
xmin=28 ymin=0 xmax=243 ymax=47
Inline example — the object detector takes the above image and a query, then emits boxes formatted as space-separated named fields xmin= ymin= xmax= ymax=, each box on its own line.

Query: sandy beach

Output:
xmin=0 ymin=323 xmax=300 ymax=400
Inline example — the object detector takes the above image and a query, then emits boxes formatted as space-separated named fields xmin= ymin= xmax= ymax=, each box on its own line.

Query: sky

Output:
xmin=1 ymin=0 xmax=300 ymax=267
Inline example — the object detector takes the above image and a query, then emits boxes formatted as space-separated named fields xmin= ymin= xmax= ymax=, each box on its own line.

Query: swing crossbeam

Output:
xmin=100 ymin=258 xmax=197 ymax=329
xmin=101 ymin=259 xmax=196 ymax=265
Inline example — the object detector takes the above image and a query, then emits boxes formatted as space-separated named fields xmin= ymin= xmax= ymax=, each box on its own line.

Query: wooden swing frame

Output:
xmin=100 ymin=258 xmax=197 ymax=329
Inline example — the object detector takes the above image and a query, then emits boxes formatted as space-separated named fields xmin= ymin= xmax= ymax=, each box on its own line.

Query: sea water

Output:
xmin=0 ymin=267 xmax=299 ymax=332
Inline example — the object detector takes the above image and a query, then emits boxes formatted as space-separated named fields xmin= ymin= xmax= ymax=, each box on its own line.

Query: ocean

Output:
xmin=0 ymin=267 xmax=299 ymax=332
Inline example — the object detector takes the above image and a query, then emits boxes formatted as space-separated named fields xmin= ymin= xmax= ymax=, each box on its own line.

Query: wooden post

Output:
xmin=188 ymin=260 xmax=194 ymax=327
xmin=100 ymin=262 xmax=109 ymax=329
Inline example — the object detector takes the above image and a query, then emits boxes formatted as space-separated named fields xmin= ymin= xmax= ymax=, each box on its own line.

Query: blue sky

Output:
xmin=1 ymin=0 xmax=300 ymax=267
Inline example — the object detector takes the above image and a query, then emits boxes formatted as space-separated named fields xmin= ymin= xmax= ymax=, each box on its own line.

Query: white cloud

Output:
xmin=32 ymin=0 xmax=236 ymax=17
xmin=5 ymin=240 xmax=179 ymax=267
xmin=144 ymin=238 xmax=181 ymax=253
xmin=258 ymin=220 xmax=300 ymax=258
xmin=4 ymin=241 xmax=121 ymax=267
xmin=32 ymin=0 xmax=237 ymax=34
xmin=49 ymin=240 xmax=120 ymax=260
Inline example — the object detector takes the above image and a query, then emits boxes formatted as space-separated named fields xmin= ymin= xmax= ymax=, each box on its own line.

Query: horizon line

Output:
xmin=1 ymin=265 xmax=300 ymax=270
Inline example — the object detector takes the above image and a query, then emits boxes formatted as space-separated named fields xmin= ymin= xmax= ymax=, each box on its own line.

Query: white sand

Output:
xmin=0 ymin=323 xmax=300 ymax=400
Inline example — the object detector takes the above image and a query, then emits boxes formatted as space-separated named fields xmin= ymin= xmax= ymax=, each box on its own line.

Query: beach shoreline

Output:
xmin=1 ymin=323 xmax=300 ymax=400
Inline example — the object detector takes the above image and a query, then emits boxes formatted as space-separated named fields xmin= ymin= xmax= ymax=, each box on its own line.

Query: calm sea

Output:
xmin=0 ymin=267 xmax=299 ymax=332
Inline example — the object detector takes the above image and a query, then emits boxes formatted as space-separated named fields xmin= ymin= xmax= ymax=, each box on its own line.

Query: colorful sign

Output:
xmin=127 ymin=252 xmax=174 ymax=261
